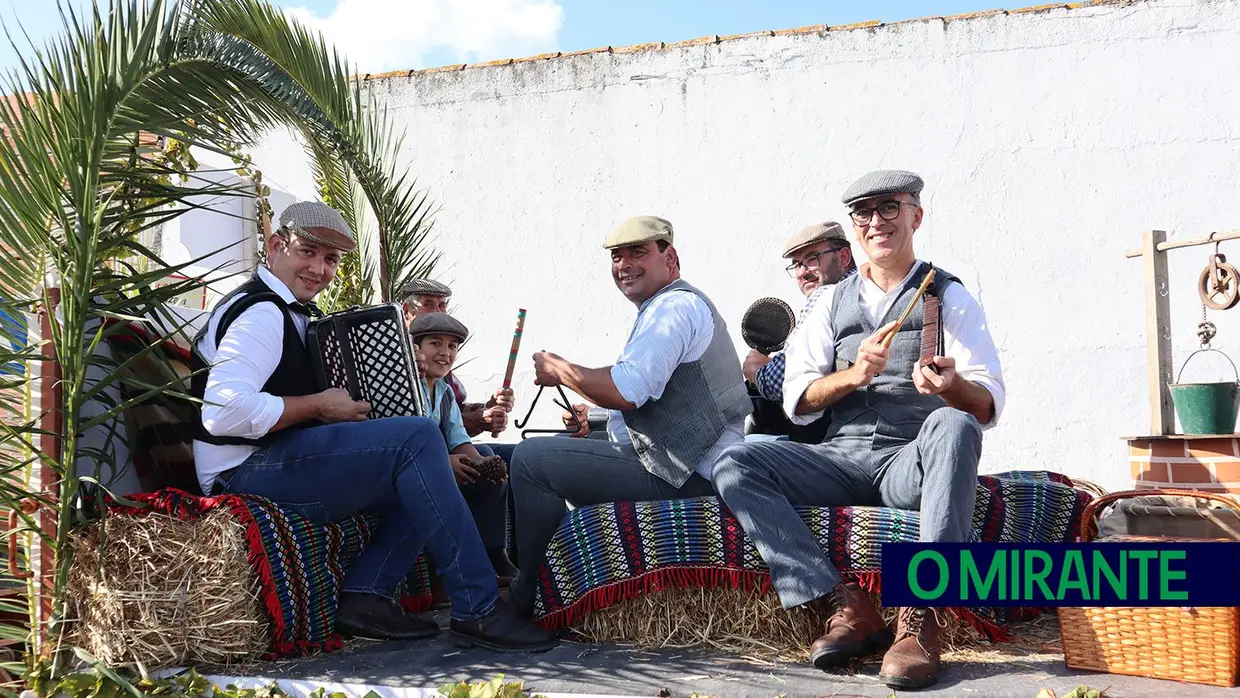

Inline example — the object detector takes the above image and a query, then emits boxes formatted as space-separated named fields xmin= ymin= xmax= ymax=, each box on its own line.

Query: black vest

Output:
xmin=190 ymin=273 xmax=322 ymax=446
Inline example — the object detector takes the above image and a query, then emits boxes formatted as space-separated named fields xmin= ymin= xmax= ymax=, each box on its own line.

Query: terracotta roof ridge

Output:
xmin=357 ymin=0 xmax=1136 ymax=82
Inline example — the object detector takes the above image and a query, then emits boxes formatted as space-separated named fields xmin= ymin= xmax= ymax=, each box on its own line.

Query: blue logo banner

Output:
xmin=881 ymin=542 xmax=1240 ymax=607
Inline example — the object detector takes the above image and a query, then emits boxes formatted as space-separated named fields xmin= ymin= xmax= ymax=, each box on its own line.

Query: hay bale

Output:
xmin=67 ymin=509 xmax=269 ymax=669
xmin=569 ymin=586 xmax=984 ymax=661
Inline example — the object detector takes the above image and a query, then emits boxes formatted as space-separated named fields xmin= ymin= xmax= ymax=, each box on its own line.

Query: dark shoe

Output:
xmin=489 ymin=547 xmax=519 ymax=583
xmin=429 ymin=574 xmax=450 ymax=610
xmin=449 ymin=598 xmax=559 ymax=652
xmin=335 ymin=591 xmax=440 ymax=641
xmin=879 ymin=607 xmax=946 ymax=689
xmin=808 ymin=582 xmax=894 ymax=671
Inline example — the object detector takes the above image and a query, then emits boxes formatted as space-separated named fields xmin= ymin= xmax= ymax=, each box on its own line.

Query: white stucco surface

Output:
xmin=249 ymin=0 xmax=1240 ymax=490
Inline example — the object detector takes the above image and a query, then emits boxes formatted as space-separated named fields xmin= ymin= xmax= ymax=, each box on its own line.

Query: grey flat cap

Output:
xmin=278 ymin=201 xmax=356 ymax=252
xmin=604 ymin=216 xmax=674 ymax=249
xmin=781 ymin=221 xmax=848 ymax=259
xmin=409 ymin=312 xmax=469 ymax=343
xmin=400 ymin=278 xmax=453 ymax=299
xmin=842 ymin=170 xmax=925 ymax=207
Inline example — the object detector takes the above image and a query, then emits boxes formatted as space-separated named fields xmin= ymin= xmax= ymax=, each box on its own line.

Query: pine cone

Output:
xmin=472 ymin=455 xmax=508 ymax=484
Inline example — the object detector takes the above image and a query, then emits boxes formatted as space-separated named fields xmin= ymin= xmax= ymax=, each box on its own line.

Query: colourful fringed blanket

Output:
xmin=107 ymin=489 xmax=432 ymax=658
xmin=531 ymin=470 xmax=1094 ymax=640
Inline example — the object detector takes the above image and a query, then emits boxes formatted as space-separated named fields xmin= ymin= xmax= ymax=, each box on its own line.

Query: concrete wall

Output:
xmin=251 ymin=0 xmax=1240 ymax=490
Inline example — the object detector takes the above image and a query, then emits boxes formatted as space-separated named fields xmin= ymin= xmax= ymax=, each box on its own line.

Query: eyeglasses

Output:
xmin=785 ymin=248 xmax=844 ymax=277
xmin=848 ymin=201 xmax=918 ymax=226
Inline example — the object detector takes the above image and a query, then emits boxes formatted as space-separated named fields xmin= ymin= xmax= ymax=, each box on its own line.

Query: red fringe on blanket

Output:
xmin=399 ymin=595 xmax=433 ymax=614
xmin=534 ymin=564 xmax=1010 ymax=643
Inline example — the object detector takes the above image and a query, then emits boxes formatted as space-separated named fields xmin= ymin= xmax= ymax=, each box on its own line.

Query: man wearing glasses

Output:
xmin=712 ymin=171 xmax=1004 ymax=690
xmin=744 ymin=222 xmax=857 ymax=441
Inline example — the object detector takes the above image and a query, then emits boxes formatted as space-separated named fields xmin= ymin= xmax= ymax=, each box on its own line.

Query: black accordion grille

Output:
xmin=347 ymin=315 xmax=419 ymax=419
xmin=310 ymin=307 xmax=421 ymax=420
xmin=317 ymin=323 xmax=349 ymax=390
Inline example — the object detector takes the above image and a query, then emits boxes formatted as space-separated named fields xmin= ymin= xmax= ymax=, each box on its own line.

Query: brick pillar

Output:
xmin=1129 ymin=436 xmax=1240 ymax=493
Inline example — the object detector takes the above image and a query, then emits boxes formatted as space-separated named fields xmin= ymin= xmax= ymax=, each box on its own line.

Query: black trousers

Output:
xmin=459 ymin=478 xmax=508 ymax=550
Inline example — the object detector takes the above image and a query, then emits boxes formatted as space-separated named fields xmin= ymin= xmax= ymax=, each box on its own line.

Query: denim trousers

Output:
xmin=507 ymin=435 xmax=714 ymax=608
xmin=712 ymin=407 xmax=983 ymax=609
xmin=217 ymin=416 xmax=497 ymax=621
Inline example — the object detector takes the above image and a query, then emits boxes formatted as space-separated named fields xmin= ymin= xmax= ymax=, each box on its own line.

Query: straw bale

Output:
xmin=66 ymin=509 xmax=269 ymax=669
xmin=570 ymin=586 xmax=1058 ymax=664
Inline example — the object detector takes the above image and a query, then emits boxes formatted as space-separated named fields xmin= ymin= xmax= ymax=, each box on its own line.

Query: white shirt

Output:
xmin=193 ymin=266 xmax=306 ymax=494
xmin=607 ymin=283 xmax=745 ymax=481
xmin=782 ymin=261 xmax=1006 ymax=428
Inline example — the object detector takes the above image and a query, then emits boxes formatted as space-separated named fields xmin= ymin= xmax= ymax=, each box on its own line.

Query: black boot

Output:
xmin=449 ymin=598 xmax=559 ymax=652
xmin=335 ymin=592 xmax=440 ymax=641
xmin=488 ymin=548 xmax=519 ymax=588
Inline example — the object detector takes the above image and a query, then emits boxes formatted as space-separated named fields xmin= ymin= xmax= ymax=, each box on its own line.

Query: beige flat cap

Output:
xmin=278 ymin=201 xmax=357 ymax=253
xmin=603 ymin=216 xmax=674 ymax=249
xmin=781 ymin=221 xmax=847 ymax=258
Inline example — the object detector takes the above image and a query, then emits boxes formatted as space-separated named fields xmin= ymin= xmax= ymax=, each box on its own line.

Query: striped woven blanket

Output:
xmin=531 ymin=470 xmax=1094 ymax=640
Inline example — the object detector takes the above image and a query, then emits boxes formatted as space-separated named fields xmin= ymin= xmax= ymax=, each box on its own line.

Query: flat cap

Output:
xmin=409 ymin=312 xmax=469 ymax=343
xmin=841 ymin=170 xmax=925 ymax=207
xmin=781 ymin=221 xmax=848 ymax=259
xmin=400 ymin=278 xmax=453 ymax=299
xmin=603 ymin=216 xmax=674 ymax=249
xmin=278 ymin=201 xmax=356 ymax=252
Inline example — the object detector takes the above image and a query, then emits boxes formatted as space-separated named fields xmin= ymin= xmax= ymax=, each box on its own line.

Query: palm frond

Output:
xmin=0 ymin=0 xmax=442 ymax=680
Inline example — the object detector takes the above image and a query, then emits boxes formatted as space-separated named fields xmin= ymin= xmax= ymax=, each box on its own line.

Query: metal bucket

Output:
xmin=1169 ymin=348 xmax=1240 ymax=435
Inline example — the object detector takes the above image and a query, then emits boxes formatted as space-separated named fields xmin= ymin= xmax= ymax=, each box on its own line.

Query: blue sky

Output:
xmin=0 ymin=0 xmax=1010 ymax=75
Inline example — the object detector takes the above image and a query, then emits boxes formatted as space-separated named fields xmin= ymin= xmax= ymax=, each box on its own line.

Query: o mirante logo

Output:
xmin=881 ymin=542 xmax=1240 ymax=607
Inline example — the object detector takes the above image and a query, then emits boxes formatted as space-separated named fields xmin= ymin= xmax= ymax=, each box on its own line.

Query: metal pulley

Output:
xmin=1198 ymin=247 xmax=1240 ymax=311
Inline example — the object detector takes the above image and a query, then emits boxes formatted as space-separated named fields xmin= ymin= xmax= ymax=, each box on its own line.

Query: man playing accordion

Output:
xmin=189 ymin=201 xmax=555 ymax=652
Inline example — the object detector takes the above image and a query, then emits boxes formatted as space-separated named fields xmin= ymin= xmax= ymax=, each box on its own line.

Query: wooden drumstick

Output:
xmin=492 ymin=308 xmax=526 ymax=437
xmin=880 ymin=268 xmax=936 ymax=349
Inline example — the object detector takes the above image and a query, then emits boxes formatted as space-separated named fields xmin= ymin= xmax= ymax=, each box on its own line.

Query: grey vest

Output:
xmin=827 ymin=263 xmax=959 ymax=449
xmin=622 ymin=280 xmax=752 ymax=488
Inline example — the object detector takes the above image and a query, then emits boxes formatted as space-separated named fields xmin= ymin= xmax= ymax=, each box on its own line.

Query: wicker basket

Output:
xmin=1058 ymin=488 xmax=1240 ymax=688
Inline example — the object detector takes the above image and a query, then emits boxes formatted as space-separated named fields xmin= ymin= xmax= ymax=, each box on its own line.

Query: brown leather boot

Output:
xmin=879 ymin=607 xmax=947 ymax=689
xmin=808 ymin=582 xmax=893 ymax=671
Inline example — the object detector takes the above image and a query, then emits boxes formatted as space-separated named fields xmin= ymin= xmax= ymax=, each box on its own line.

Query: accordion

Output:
xmin=306 ymin=303 xmax=428 ymax=419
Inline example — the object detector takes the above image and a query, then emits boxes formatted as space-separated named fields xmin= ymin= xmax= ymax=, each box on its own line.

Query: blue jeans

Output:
xmin=218 ymin=416 xmax=497 ymax=622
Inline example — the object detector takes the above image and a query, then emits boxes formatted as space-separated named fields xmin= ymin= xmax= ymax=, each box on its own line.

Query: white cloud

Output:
xmin=282 ymin=0 xmax=565 ymax=73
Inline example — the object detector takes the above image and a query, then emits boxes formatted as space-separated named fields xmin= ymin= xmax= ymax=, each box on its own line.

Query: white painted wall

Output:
xmin=250 ymin=0 xmax=1240 ymax=490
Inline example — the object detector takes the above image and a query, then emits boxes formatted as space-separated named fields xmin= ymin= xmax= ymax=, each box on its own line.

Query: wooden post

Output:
xmin=1143 ymin=230 xmax=1175 ymax=435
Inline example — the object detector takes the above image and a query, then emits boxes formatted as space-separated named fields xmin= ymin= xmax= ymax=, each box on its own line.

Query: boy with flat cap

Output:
xmin=744 ymin=221 xmax=857 ymax=441
xmin=712 ymin=171 xmax=1005 ymax=689
xmin=191 ymin=201 xmax=554 ymax=652
xmin=408 ymin=312 xmax=519 ymax=586
xmin=507 ymin=215 xmax=751 ymax=614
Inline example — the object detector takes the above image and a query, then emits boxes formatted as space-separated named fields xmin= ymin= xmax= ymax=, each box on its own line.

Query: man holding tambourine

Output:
xmin=742 ymin=221 xmax=857 ymax=442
